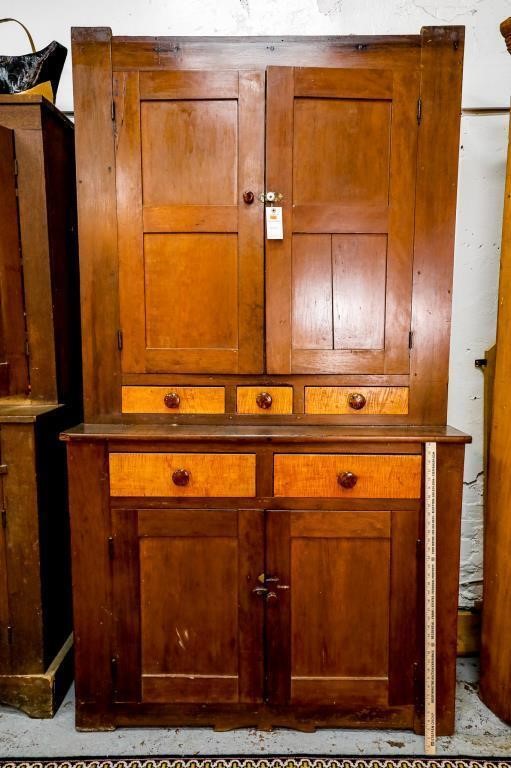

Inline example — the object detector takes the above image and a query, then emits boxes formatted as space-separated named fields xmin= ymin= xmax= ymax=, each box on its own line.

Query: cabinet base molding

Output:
xmin=76 ymin=701 xmax=417 ymax=734
xmin=0 ymin=633 xmax=73 ymax=718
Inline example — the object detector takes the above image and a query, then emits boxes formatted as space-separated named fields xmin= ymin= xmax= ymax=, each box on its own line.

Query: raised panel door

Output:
xmin=114 ymin=70 xmax=265 ymax=375
xmin=111 ymin=508 xmax=264 ymax=704
xmin=265 ymin=509 xmax=419 ymax=708
xmin=266 ymin=66 xmax=420 ymax=375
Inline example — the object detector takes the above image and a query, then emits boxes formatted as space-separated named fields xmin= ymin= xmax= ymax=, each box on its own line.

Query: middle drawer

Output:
xmin=109 ymin=453 xmax=256 ymax=497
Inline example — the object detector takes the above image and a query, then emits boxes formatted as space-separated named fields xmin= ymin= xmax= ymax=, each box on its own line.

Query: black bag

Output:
xmin=0 ymin=18 xmax=67 ymax=102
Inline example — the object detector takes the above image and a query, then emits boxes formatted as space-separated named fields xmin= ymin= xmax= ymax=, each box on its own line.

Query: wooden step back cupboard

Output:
xmin=64 ymin=27 xmax=470 ymax=733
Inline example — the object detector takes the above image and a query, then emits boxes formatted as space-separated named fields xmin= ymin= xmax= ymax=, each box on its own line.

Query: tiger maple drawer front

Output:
xmin=121 ymin=386 xmax=225 ymax=414
xmin=274 ymin=454 xmax=421 ymax=498
xmin=305 ymin=387 xmax=409 ymax=415
xmin=236 ymin=386 xmax=293 ymax=414
xmin=109 ymin=453 xmax=256 ymax=497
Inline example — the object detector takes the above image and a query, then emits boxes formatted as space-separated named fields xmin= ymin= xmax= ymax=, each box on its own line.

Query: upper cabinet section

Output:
xmin=72 ymin=29 xmax=464 ymax=423
xmin=266 ymin=67 xmax=419 ymax=375
xmin=114 ymin=70 xmax=265 ymax=375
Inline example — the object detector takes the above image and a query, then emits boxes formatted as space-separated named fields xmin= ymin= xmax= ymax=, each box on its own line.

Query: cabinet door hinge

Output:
xmin=14 ymin=158 xmax=19 ymax=177
xmin=0 ymin=464 xmax=7 ymax=476
xmin=7 ymin=625 xmax=13 ymax=645
xmin=417 ymin=97 xmax=422 ymax=125
xmin=117 ymin=330 xmax=123 ymax=351
xmin=409 ymin=331 xmax=414 ymax=350
xmin=1 ymin=508 xmax=6 ymax=529
xmin=25 ymin=339 xmax=30 ymax=358
xmin=111 ymin=100 xmax=116 ymax=122
xmin=108 ymin=536 xmax=114 ymax=560
xmin=111 ymin=655 xmax=118 ymax=681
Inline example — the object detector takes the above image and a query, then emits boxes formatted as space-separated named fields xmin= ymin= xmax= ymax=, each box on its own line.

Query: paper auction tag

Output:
xmin=266 ymin=206 xmax=283 ymax=240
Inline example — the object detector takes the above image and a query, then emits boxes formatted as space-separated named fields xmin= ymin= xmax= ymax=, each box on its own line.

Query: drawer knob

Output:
xmin=348 ymin=392 xmax=366 ymax=410
xmin=243 ymin=190 xmax=255 ymax=204
xmin=256 ymin=391 xmax=273 ymax=409
xmin=338 ymin=471 xmax=358 ymax=489
xmin=172 ymin=468 xmax=190 ymax=487
xmin=164 ymin=392 xmax=181 ymax=409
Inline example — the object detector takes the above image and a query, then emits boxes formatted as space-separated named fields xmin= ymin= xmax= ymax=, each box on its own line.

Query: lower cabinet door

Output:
xmin=111 ymin=508 xmax=265 ymax=704
xmin=265 ymin=509 xmax=419 ymax=708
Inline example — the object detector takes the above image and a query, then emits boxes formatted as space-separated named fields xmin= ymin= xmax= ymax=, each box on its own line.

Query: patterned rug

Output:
xmin=0 ymin=759 xmax=510 ymax=768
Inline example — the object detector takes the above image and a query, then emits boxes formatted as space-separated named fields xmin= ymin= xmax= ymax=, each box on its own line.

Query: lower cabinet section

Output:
xmin=64 ymin=428 xmax=469 ymax=733
xmin=111 ymin=507 xmax=418 ymax=710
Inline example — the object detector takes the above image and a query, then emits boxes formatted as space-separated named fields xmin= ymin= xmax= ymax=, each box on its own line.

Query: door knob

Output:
xmin=243 ymin=190 xmax=255 ymax=204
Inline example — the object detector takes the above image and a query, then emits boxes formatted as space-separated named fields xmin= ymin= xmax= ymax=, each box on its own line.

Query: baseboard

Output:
xmin=0 ymin=632 xmax=73 ymax=717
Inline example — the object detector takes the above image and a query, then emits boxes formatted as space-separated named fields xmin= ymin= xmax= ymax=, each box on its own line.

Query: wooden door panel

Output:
xmin=112 ymin=508 xmax=264 ymax=705
xmin=141 ymin=100 xmax=238 ymax=206
xmin=292 ymin=235 xmax=332 ymax=350
xmin=140 ymin=536 xmax=239 ymax=702
xmin=144 ymin=233 xmax=238 ymax=354
xmin=293 ymin=99 xmax=391 ymax=207
xmin=116 ymin=70 xmax=265 ymax=375
xmin=266 ymin=66 xmax=419 ymax=375
xmin=265 ymin=509 xmax=419 ymax=708
xmin=0 ymin=125 xmax=27 ymax=396
xmin=332 ymin=234 xmax=387 ymax=350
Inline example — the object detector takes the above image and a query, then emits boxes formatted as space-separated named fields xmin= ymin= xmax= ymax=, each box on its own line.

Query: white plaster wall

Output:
xmin=3 ymin=0 xmax=511 ymax=606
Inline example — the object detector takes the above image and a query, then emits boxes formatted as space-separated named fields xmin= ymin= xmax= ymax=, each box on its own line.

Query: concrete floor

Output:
xmin=1 ymin=659 xmax=510 ymax=758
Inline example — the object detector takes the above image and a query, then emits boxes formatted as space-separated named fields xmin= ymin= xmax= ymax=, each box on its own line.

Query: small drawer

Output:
xmin=122 ymin=386 xmax=225 ymax=414
xmin=305 ymin=386 xmax=409 ymax=415
xmin=110 ymin=453 xmax=256 ymax=497
xmin=274 ymin=454 xmax=421 ymax=498
xmin=237 ymin=386 xmax=293 ymax=415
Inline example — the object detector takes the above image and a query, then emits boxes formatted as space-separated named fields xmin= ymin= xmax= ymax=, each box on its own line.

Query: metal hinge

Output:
xmin=409 ymin=331 xmax=414 ymax=350
xmin=1 ymin=508 xmax=6 ymax=529
xmin=111 ymin=100 xmax=116 ymax=122
xmin=0 ymin=465 xmax=7 ymax=475
xmin=25 ymin=339 xmax=30 ymax=359
xmin=14 ymin=158 xmax=18 ymax=177
xmin=117 ymin=330 xmax=123 ymax=351
xmin=110 ymin=655 xmax=118 ymax=681
xmin=108 ymin=536 xmax=114 ymax=560
xmin=7 ymin=626 xmax=13 ymax=645
xmin=417 ymin=97 xmax=422 ymax=125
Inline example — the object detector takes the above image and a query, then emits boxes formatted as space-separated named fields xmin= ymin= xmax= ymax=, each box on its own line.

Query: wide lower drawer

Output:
xmin=305 ymin=387 xmax=409 ymax=415
xmin=121 ymin=386 xmax=225 ymax=414
xmin=274 ymin=454 xmax=421 ymax=498
xmin=109 ymin=453 xmax=256 ymax=497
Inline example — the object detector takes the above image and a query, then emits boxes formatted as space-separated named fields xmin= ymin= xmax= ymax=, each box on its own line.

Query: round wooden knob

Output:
xmin=348 ymin=392 xmax=366 ymax=411
xmin=338 ymin=471 xmax=358 ymax=489
xmin=243 ymin=190 xmax=255 ymax=204
xmin=256 ymin=391 xmax=273 ymax=409
xmin=164 ymin=392 xmax=180 ymax=409
xmin=172 ymin=468 xmax=190 ymax=487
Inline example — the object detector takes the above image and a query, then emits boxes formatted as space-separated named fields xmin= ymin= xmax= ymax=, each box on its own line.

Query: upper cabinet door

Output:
xmin=266 ymin=67 xmax=419 ymax=375
xmin=115 ymin=70 xmax=265 ymax=374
